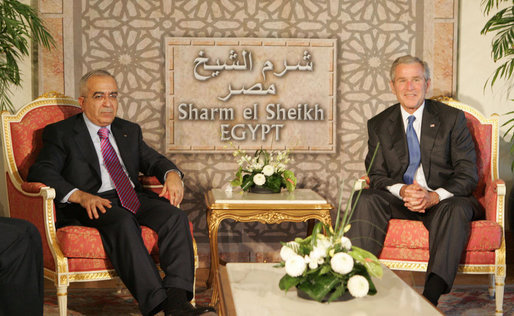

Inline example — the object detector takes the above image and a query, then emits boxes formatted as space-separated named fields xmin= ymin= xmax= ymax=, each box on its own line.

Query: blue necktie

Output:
xmin=403 ymin=115 xmax=420 ymax=184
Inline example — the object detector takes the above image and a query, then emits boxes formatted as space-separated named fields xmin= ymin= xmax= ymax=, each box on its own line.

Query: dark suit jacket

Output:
xmin=365 ymin=99 xmax=477 ymax=196
xmin=27 ymin=113 xmax=180 ymax=203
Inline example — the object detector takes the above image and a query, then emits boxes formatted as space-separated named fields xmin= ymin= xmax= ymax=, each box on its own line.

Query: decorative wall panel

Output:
xmin=38 ymin=0 xmax=459 ymax=265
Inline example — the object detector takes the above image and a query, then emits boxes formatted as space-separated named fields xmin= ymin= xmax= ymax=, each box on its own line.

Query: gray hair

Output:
xmin=79 ymin=69 xmax=116 ymax=96
xmin=390 ymin=55 xmax=430 ymax=82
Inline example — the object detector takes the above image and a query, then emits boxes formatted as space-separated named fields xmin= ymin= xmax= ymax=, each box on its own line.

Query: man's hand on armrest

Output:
xmin=160 ymin=171 xmax=184 ymax=207
xmin=68 ymin=190 xmax=112 ymax=220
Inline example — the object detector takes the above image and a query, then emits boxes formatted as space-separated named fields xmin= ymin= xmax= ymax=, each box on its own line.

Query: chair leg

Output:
xmin=495 ymin=275 xmax=505 ymax=316
xmin=57 ymin=285 xmax=68 ymax=316
xmin=488 ymin=274 xmax=495 ymax=298
xmin=191 ymin=237 xmax=199 ymax=306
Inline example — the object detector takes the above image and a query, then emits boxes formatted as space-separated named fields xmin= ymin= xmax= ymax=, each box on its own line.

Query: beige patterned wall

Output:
xmin=38 ymin=0 xmax=458 ymax=264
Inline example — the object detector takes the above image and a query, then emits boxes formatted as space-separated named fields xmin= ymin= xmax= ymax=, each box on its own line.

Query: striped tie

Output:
xmin=98 ymin=127 xmax=140 ymax=213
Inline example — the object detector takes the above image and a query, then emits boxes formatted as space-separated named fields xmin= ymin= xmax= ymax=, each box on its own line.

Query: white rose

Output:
xmin=330 ymin=252 xmax=354 ymax=275
xmin=253 ymin=173 xmax=266 ymax=186
xmin=347 ymin=275 xmax=369 ymax=298
xmin=340 ymin=236 xmax=352 ymax=251
xmin=280 ymin=244 xmax=298 ymax=262
xmin=285 ymin=255 xmax=306 ymax=277
xmin=262 ymin=165 xmax=275 ymax=176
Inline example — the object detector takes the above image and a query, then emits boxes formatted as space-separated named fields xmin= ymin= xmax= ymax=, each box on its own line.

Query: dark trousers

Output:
xmin=57 ymin=190 xmax=195 ymax=316
xmin=346 ymin=189 xmax=483 ymax=293
xmin=0 ymin=217 xmax=43 ymax=316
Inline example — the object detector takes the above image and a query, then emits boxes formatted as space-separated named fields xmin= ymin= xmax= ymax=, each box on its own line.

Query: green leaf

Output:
xmin=282 ymin=170 xmax=297 ymax=192
xmin=297 ymin=274 xmax=341 ymax=302
xmin=0 ymin=0 xmax=56 ymax=113
xmin=241 ymin=174 xmax=254 ymax=191
xmin=279 ymin=274 xmax=301 ymax=292
xmin=319 ymin=264 xmax=332 ymax=275
xmin=265 ymin=173 xmax=282 ymax=192
xmin=230 ymin=167 xmax=243 ymax=186
xmin=310 ymin=222 xmax=323 ymax=247
xmin=349 ymin=246 xmax=383 ymax=278
xmin=328 ymin=283 xmax=346 ymax=302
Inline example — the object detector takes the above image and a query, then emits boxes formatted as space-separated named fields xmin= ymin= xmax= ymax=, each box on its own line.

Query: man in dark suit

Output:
xmin=0 ymin=217 xmax=43 ymax=316
xmin=28 ymin=70 xmax=215 ymax=316
xmin=347 ymin=55 xmax=483 ymax=306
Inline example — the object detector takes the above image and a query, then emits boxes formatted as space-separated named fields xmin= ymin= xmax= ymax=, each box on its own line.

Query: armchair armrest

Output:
xmin=5 ymin=176 xmax=62 ymax=271
xmin=483 ymin=178 xmax=506 ymax=223
xmin=139 ymin=175 xmax=164 ymax=195
xmin=21 ymin=181 xmax=51 ymax=194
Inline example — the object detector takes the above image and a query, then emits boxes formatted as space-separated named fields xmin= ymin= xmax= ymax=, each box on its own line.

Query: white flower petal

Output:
xmin=330 ymin=252 xmax=354 ymax=275
xmin=280 ymin=245 xmax=297 ymax=262
xmin=262 ymin=165 xmax=275 ymax=176
xmin=347 ymin=275 xmax=369 ymax=298
xmin=253 ymin=173 xmax=266 ymax=186
xmin=285 ymin=255 xmax=306 ymax=277
xmin=340 ymin=236 xmax=352 ymax=251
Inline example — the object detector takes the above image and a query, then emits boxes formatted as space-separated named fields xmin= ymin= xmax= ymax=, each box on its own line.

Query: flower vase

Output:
xmin=249 ymin=185 xmax=281 ymax=194
xmin=296 ymin=287 xmax=354 ymax=302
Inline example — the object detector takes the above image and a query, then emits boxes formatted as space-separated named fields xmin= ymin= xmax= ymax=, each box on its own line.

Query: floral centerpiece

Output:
xmin=277 ymin=145 xmax=382 ymax=302
xmin=231 ymin=148 xmax=297 ymax=193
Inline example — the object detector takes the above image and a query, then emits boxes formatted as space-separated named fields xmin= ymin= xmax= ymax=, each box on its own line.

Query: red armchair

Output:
xmin=1 ymin=92 xmax=198 ymax=316
xmin=356 ymin=97 xmax=506 ymax=315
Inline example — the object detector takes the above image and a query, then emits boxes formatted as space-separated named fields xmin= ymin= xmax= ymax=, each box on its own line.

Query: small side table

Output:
xmin=205 ymin=188 xmax=333 ymax=306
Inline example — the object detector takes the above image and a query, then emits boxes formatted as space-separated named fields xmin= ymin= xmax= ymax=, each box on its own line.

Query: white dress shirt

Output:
xmin=386 ymin=103 xmax=453 ymax=201
xmin=61 ymin=114 xmax=134 ymax=202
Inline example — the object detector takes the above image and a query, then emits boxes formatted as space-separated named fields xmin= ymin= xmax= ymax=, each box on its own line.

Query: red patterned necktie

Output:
xmin=98 ymin=127 xmax=140 ymax=213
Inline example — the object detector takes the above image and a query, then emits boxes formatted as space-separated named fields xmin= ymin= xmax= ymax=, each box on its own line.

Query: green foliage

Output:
xmin=0 ymin=0 xmax=55 ymax=113
xmin=502 ymin=109 xmax=514 ymax=171
xmin=279 ymin=274 xmax=301 ymax=291
xmin=297 ymin=274 xmax=341 ymax=302
xmin=480 ymin=1 xmax=514 ymax=87
xmin=231 ymin=148 xmax=296 ymax=192
xmin=349 ymin=246 xmax=383 ymax=278
xmin=282 ymin=169 xmax=297 ymax=192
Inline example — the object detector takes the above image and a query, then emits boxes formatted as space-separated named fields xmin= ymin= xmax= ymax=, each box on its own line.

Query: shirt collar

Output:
xmin=82 ymin=113 xmax=112 ymax=139
xmin=400 ymin=101 xmax=425 ymax=124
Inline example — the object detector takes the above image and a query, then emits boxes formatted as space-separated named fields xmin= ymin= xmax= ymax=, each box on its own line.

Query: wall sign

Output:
xmin=166 ymin=37 xmax=337 ymax=153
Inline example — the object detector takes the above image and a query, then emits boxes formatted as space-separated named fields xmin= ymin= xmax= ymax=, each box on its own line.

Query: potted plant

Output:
xmin=277 ymin=145 xmax=382 ymax=302
xmin=0 ymin=0 xmax=55 ymax=113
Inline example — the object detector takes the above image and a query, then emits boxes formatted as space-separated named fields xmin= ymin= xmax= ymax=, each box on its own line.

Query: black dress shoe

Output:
xmin=165 ymin=301 xmax=216 ymax=316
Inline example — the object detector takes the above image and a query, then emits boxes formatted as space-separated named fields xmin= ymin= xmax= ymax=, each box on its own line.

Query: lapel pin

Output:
xmin=430 ymin=124 xmax=435 ymax=128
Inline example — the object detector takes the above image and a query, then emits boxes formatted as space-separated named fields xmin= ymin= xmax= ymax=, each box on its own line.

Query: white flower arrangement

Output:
xmin=277 ymin=144 xmax=383 ymax=302
xmin=231 ymin=148 xmax=297 ymax=193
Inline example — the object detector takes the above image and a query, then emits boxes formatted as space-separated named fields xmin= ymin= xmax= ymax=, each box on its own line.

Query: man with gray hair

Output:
xmin=28 ymin=69 xmax=215 ymax=315
xmin=347 ymin=55 xmax=483 ymax=306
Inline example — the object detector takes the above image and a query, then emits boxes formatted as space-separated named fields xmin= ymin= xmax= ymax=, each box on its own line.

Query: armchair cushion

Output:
xmin=383 ymin=219 xmax=502 ymax=252
xmin=57 ymin=222 xmax=194 ymax=260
